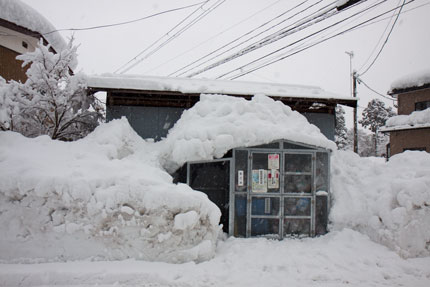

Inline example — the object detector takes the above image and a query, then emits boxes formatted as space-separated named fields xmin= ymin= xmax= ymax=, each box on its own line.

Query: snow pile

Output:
xmin=382 ymin=108 xmax=430 ymax=130
xmin=0 ymin=0 xmax=66 ymax=53
xmin=161 ymin=94 xmax=335 ymax=171
xmin=0 ymin=118 xmax=221 ymax=263
xmin=330 ymin=150 xmax=430 ymax=258
xmin=390 ymin=69 xmax=430 ymax=92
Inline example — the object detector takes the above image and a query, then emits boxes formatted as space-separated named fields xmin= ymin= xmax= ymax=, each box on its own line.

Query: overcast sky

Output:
xmin=20 ymin=0 xmax=430 ymax=128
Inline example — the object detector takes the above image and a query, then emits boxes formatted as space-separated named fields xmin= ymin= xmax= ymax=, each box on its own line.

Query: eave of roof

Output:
xmin=87 ymin=75 xmax=358 ymax=108
xmin=380 ymin=123 xmax=430 ymax=133
xmin=0 ymin=18 xmax=58 ymax=54
xmin=388 ymin=83 xmax=430 ymax=96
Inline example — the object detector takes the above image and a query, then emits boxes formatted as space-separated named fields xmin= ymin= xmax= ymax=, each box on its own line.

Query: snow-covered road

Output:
xmin=2 ymin=229 xmax=429 ymax=287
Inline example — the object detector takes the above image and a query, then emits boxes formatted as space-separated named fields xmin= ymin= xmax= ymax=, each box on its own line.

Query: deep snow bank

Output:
xmin=330 ymin=150 xmax=430 ymax=258
xmin=161 ymin=94 xmax=335 ymax=172
xmin=0 ymin=118 xmax=220 ymax=263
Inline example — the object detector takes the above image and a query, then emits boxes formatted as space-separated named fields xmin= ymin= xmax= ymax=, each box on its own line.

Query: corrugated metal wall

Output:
xmin=107 ymin=105 xmax=185 ymax=141
xmin=107 ymin=105 xmax=335 ymax=141
xmin=303 ymin=113 xmax=335 ymax=141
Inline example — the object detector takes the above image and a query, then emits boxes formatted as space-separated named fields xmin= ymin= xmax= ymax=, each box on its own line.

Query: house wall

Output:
xmin=397 ymin=88 xmax=430 ymax=115
xmin=0 ymin=26 xmax=38 ymax=82
xmin=389 ymin=128 xmax=430 ymax=156
xmin=0 ymin=25 xmax=38 ymax=54
xmin=0 ymin=45 xmax=27 ymax=82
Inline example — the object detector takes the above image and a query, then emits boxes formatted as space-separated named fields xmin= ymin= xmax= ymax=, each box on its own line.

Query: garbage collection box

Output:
xmin=178 ymin=140 xmax=330 ymax=238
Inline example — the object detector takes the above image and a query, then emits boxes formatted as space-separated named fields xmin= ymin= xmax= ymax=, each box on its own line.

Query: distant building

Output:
xmin=381 ymin=70 xmax=430 ymax=157
xmin=87 ymin=74 xmax=357 ymax=142
xmin=0 ymin=0 xmax=66 ymax=82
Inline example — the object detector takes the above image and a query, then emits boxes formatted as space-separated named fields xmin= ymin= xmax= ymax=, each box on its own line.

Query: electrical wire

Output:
xmin=143 ymin=0 xmax=285 ymax=75
xmin=346 ymin=2 xmax=430 ymax=31
xmin=168 ymin=0 xmax=316 ymax=77
xmin=113 ymin=0 xmax=210 ymax=74
xmin=42 ymin=1 xmax=208 ymax=35
xmin=359 ymin=0 xmax=406 ymax=76
xmin=185 ymin=0 xmax=343 ymax=78
xmin=116 ymin=0 xmax=226 ymax=74
xmin=357 ymin=77 xmax=395 ymax=100
xmin=224 ymin=0 xmax=415 ymax=80
xmin=218 ymin=0 xmax=388 ymax=79
xmin=358 ymin=0 xmax=402 ymax=72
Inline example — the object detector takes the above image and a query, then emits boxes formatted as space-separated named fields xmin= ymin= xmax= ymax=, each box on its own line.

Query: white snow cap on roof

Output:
xmin=390 ymin=69 xmax=430 ymax=92
xmin=160 ymin=94 xmax=335 ymax=171
xmin=88 ymin=74 xmax=351 ymax=100
xmin=381 ymin=108 xmax=430 ymax=132
xmin=0 ymin=0 xmax=66 ymax=52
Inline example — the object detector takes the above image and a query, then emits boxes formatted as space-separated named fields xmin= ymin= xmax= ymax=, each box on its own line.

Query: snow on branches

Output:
xmin=0 ymin=38 xmax=104 ymax=140
xmin=359 ymin=99 xmax=395 ymax=156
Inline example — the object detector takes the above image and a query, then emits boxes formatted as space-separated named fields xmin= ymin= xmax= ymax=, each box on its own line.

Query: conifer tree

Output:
xmin=359 ymin=99 xmax=395 ymax=156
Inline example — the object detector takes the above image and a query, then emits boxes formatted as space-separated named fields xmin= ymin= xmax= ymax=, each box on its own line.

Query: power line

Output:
xmin=224 ymin=0 xmax=415 ymax=80
xmin=42 ymin=1 xmax=208 ymax=35
xmin=168 ymin=0 xmax=316 ymax=77
xmin=113 ymin=0 xmax=210 ymax=74
xmin=359 ymin=0 xmax=406 ymax=76
xmin=186 ymin=0 xmax=343 ymax=78
xmin=218 ymin=0 xmax=388 ymax=79
xmin=357 ymin=77 xmax=395 ymax=100
xmin=347 ymin=2 xmax=430 ymax=30
xmin=143 ymin=0 xmax=285 ymax=75
xmin=358 ymin=0 xmax=402 ymax=72
xmin=116 ymin=0 xmax=226 ymax=74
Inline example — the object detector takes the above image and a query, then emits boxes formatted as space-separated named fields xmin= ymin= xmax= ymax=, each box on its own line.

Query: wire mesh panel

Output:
xmin=244 ymin=146 xmax=328 ymax=238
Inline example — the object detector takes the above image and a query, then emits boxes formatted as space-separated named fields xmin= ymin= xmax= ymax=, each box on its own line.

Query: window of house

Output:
xmin=415 ymin=101 xmax=430 ymax=111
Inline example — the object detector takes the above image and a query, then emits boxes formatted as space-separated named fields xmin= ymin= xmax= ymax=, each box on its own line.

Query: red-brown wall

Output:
xmin=0 ymin=45 xmax=27 ymax=83
xmin=389 ymin=128 xmax=430 ymax=156
xmin=397 ymin=88 xmax=430 ymax=115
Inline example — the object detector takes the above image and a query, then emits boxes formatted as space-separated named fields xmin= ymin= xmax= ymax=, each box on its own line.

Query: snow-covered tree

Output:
xmin=345 ymin=129 xmax=375 ymax=157
xmin=0 ymin=38 xmax=103 ymax=140
xmin=359 ymin=99 xmax=395 ymax=156
xmin=335 ymin=105 xmax=348 ymax=150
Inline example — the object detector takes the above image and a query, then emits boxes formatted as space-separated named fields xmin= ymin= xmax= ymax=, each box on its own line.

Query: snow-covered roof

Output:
xmin=389 ymin=69 xmax=430 ymax=94
xmin=88 ymin=74 xmax=355 ymax=102
xmin=0 ymin=0 xmax=66 ymax=52
xmin=380 ymin=108 xmax=430 ymax=132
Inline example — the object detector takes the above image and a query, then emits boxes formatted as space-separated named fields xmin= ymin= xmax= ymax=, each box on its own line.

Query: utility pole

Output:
xmin=352 ymin=71 xmax=358 ymax=153
xmin=345 ymin=51 xmax=358 ymax=153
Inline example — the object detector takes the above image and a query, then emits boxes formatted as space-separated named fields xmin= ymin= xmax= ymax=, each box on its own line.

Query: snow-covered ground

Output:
xmin=1 ymin=229 xmax=430 ymax=286
xmin=1 ymin=94 xmax=429 ymax=286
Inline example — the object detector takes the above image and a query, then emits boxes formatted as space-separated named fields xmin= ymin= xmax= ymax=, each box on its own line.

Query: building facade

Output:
xmin=87 ymin=75 xmax=357 ymax=142
xmin=381 ymin=76 xmax=430 ymax=157
xmin=0 ymin=0 xmax=66 ymax=82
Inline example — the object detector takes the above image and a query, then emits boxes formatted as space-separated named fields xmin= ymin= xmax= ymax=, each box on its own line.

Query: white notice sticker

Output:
xmin=252 ymin=169 xmax=267 ymax=193
xmin=268 ymin=154 xmax=280 ymax=170
xmin=268 ymin=169 xmax=279 ymax=189
xmin=238 ymin=170 xmax=244 ymax=186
